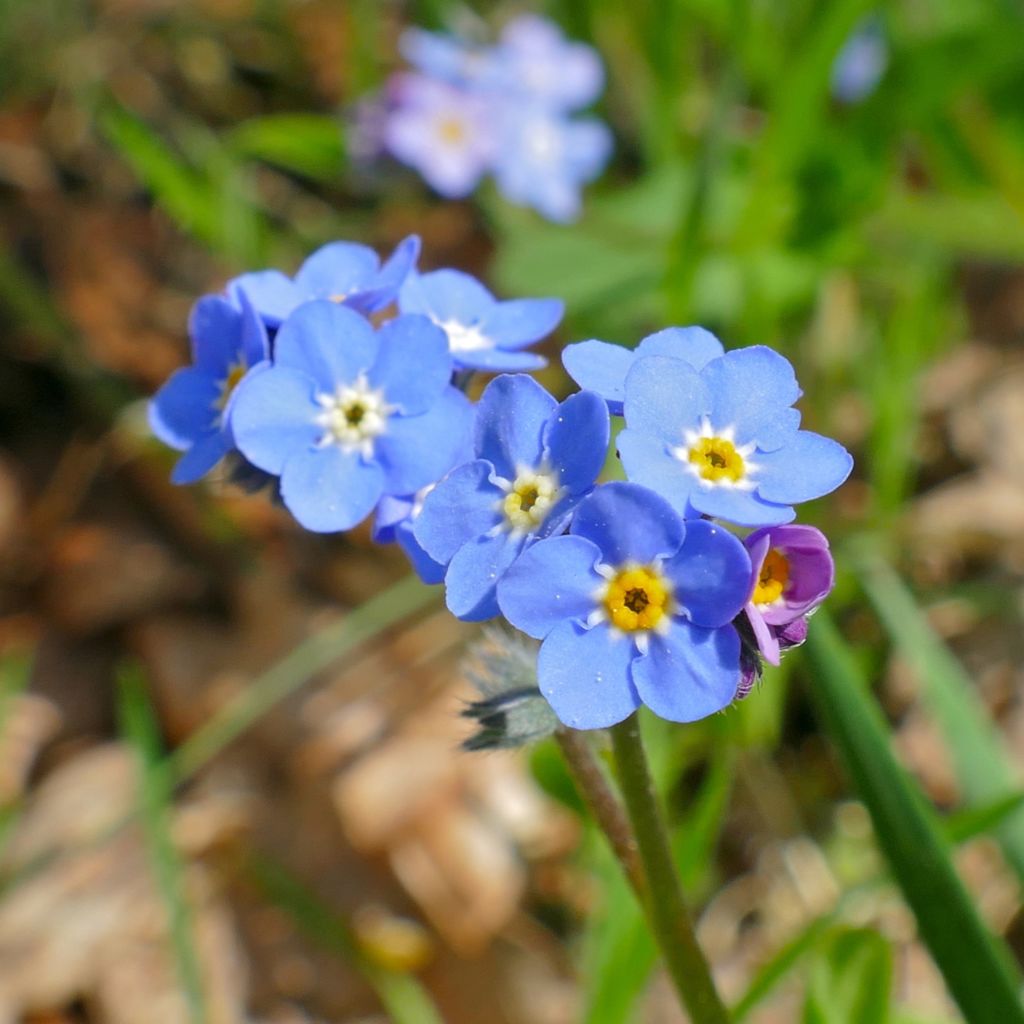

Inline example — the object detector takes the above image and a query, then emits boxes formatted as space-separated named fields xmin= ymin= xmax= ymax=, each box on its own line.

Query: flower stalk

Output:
xmin=609 ymin=714 xmax=732 ymax=1024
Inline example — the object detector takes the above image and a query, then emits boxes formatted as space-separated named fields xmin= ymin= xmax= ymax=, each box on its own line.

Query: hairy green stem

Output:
xmin=610 ymin=715 xmax=732 ymax=1024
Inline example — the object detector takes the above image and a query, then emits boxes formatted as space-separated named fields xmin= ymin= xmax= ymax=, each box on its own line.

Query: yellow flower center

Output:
xmin=315 ymin=375 xmax=392 ymax=454
xmin=437 ymin=116 xmax=467 ymax=145
xmin=688 ymin=436 xmax=746 ymax=483
xmin=216 ymin=361 xmax=247 ymax=411
xmin=752 ymin=548 xmax=790 ymax=605
xmin=502 ymin=470 xmax=560 ymax=531
xmin=603 ymin=566 xmax=672 ymax=633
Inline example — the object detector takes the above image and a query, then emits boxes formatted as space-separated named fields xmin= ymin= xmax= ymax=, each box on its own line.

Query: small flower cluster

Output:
xmin=374 ymin=15 xmax=612 ymax=222
xmin=151 ymin=238 xmax=852 ymax=734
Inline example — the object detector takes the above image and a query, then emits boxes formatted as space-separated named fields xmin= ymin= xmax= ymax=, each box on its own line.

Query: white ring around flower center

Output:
xmin=435 ymin=318 xmax=493 ymax=354
xmin=315 ymin=374 xmax=394 ymax=457
xmin=672 ymin=417 xmax=759 ymax=491
xmin=493 ymin=464 xmax=563 ymax=535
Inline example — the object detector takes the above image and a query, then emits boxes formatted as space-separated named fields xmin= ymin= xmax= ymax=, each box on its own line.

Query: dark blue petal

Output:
xmin=477 ymin=298 xmax=563 ymax=349
xmin=228 ymin=270 xmax=301 ymax=327
xmin=376 ymin=387 xmax=473 ymax=495
xmin=273 ymin=301 xmax=378 ymax=392
xmin=537 ymin=620 xmax=640 ymax=730
xmin=561 ymin=340 xmax=633 ymax=414
xmin=171 ymin=430 xmax=231 ymax=485
xmin=368 ymin=314 xmax=452 ymax=414
xmin=570 ymin=482 xmax=684 ymax=565
xmin=701 ymin=346 xmax=801 ymax=451
xmin=293 ymin=242 xmax=380 ymax=301
xmin=444 ymin=531 xmax=526 ymax=621
xmin=636 ymin=326 xmax=724 ymax=370
xmin=230 ymin=366 xmax=322 ymax=475
xmin=754 ymin=432 xmax=854 ymax=504
xmin=358 ymin=234 xmax=421 ymax=313
xmin=236 ymin=291 xmax=270 ymax=367
xmin=189 ymin=295 xmax=241 ymax=372
xmin=497 ymin=534 xmax=603 ymax=639
xmin=414 ymin=460 xmax=503 ymax=564
xmin=616 ymin=429 xmax=696 ymax=516
xmin=280 ymin=446 xmax=384 ymax=532
xmin=149 ymin=367 xmax=220 ymax=449
xmin=396 ymin=520 xmax=447 ymax=585
xmin=662 ymin=520 xmax=752 ymax=628
xmin=544 ymin=390 xmax=610 ymax=494
xmin=623 ymin=356 xmax=710 ymax=445
xmin=474 ymin=374 xmax=556 ymax=479
xmin=398 ymin=268 xmax=494 ymax=323
xmin=373 ymin=494 xmax=415 ymax=541
xmin=687 ymin=485 xmax=795 ymax=527
xmin=632 ymin=621 xmax=741 ymax=722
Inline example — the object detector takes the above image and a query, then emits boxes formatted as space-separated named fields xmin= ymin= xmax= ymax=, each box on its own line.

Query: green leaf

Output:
xmin=803 ymin=611 xmax=1024 ymax=1024
xmin=228 ymin=114 xmax=345 ymax=182
xmin=803 ymin=928 xmax=892 ymax=1024
xmin=946 ymin=792 xmax=1024 ymax=845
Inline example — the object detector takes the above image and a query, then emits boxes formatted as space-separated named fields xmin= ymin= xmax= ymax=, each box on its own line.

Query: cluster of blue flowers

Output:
xmin=151 ymin=236 xmax=852 ymax=733
xmin=372 ymin=15 xmax=612 ymax=222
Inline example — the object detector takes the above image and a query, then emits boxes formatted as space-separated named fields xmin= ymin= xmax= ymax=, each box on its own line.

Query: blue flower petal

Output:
xmin=452 ymin=348 xmax=547 ymax=372
xmin=632 ymin=620 xmax=741 ymax=722
xmin=754 ymin=431 xmax=854 ymax=504
xmin=701 ymin=346 xmax=801 ymax=451
xmin=474 ymin=374 xmax=557 ymax=480
xmin=497 ymin=534 xmax=603 ymax=639
xmin=396 ymin=520 xmax=446 ymax=585
xmin=360 ymin=235 xmax=421 ymax=313
xmin=230 ymin=366 xmax=322 ymax=475
xmin=444 ymin=531 xmax=526 ymax=621
xmin=570 ymin=482 xmax=684 ymax=565
xmin=561 ymin=340 xmax=633 ymax=414
xmin=368 ymin=314 xmax=452 ymax=414
xmin=376 ymin=387 xmax=474 ymax=495
xmin=687 ymin=485 xmax=795 ymax=527
xmin=623 ymin=356 xmax=710 ymax=445
xmin=273 ymin=301 xmax=378 ymax=392
xmin=616 ymin=430 xmax=695 ymax=516
xmin=544 ymin=390 xmax=609 ymax=494
xmin=636 ymin=326 xmax=724 ymax=370
xmin=280 ymin=446 xmax=384 ymax=532
xmin=236 ymin=292 xmax=270 ymax=367
xmin=373 ymin=494 xmax=414 ymax=541
xmin=293 ymin=242 xmax=380 ymax=301
xmin=537 ymin=621 xmax=640 ymax=729
xmin=171 ymin=430 xmax=231 ymax=485
xmin=477 ymin=298 xmax=563 ymax=350
xmin=398 ymin=268 xmax=494 ymax=324
xmin=414 ymin=460 xmax=503 ymax=564
xmin=662 ymin=520 xmax=752 ymax=628
xmin=149 ymin=367 xmax=220 ymax=449
xmin=188 ymin=296 xmax=241 ymax=372
xmin=228 ymin=270 xmax=301 ymax=326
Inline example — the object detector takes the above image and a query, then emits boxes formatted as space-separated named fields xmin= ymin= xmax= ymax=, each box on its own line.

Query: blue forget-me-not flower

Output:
xmin=497 ymin=482 xmax=753 ymax=729
xmin=414 ymin=374 xmax=610 ymax=621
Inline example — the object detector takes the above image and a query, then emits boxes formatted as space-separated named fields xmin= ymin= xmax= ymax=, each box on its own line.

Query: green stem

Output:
xmin=610 ymin=715 xmax=732 ymax=1024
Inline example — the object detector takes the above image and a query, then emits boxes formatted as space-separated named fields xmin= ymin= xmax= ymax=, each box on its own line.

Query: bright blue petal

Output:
xmin=368 ymin=314 xmax=451 ymax=414
xmin=413 ymin=460 xmax=503 ymax=564
xmin=633 ymin=621 xmax=741 ymax=722
xmin=562 ymin=340 xmax=633 ymax=414
xmin=373 ymin=494 xmax=414 ymax=541
xmin=396 ymin=520 xmax=446 ymax=585
xmin=755 ymin=431 xmax=854 ymax=504
xmin=188 ymin=296 xmax=240 ymax=372
xmin=360 ymin=235 xmax=421 ymax=313
xmin=230 ymin=366 xmax=322 ymax=475
xmin=544 ymin=390 xmax=609 ymax=494
xmin=616 ymin=430 xmax=696 ymax=515
xmin=477 ymin=298 xmax=563 ymax=349
xmin=452 ymin=348 xmax=547 ymax=372
xmin=398 ymin=268 xmax=494 ymax=324
xmin=227 ymin=270 xmax=301 ymax=326
xmin=236 ymin=291 xmax=270 ymax=367
xmin=473 ymin=374 xmax=556 ymax=480
xmin=636 ymin=326 xmax=724 ymax=370
xmin=444 ymin=531 xmax=526 ymax=621
xmin=662 ymin=520 xmax=752 ymax=628
xmin=701 ymin=346 xmax=801 ymax=451
xmin=497 ymin=535 xmax=603 ymax=639
xmin=537 ymin=621 xmax=640 ymax=730
xmin=623 ymin=356 xmax=710 ymax=445
xmin=293 ymin=242 xmax=380 ymax=301
xmin=687 ymin=485 xmax=795 ymax=528
xmin=149 ymin=367 xmax=220 ymax=449
xmin=280 ymin=446 xmax=384 ymax=532
xmin=171 ymin=430 xmax=231 ymax=484
xmin=273 ymin=301 xmax=378 ymax=392
xmin=570 ymin=482 xmax=684 ymax=565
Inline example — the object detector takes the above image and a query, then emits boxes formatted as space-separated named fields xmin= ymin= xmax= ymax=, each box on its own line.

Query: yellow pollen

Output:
xmin=437 ymin=117 xmax=467 ymax=145
xmin=753 ymin=548 xmax=790 ymax=606
xmin=502 ymin=471 xmax=559 ymax=531
xmin=603 ymin=566 xmax=672 ymax=633
xmin=216 ymin=362 xmax=247 ymax=410
xmin=688 ymin=436 xmax=746 ymax=482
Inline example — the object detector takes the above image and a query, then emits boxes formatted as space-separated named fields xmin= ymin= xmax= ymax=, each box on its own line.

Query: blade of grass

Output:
xmin=247 ymin=852 xmax=444 ymax=1024
xmin=803 ymin=610 xmax=1024 ymax=1024
xmin=945 ymin=792 xmax=1024 ymax=846
xmin=118 ymin=664 xmax=206 ymax=1024
xmin=855 ymin=550 xmax=1024 ymax=882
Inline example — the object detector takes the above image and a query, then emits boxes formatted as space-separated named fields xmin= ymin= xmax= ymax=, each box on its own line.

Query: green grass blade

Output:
xmin=803 ymin=611 xmax=1024 ymax=1024
xmin=247 ymin=853 xmax=444 ymax=1024
xmin=945 ymin=793 xmax=1024 ymax=845
xmin=117 ymin=665 xmax=207 ymax=1024
xmin=855 ymin=552 xmax=1024 ymax=881
xmin=227 ymin=113 xmax=345 ymax=182
xmin=169 ymin=574 xmax=437 ymax=782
